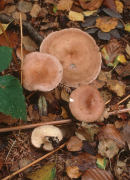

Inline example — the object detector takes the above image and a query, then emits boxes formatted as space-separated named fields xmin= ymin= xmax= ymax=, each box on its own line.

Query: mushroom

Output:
xmin=40 ymin=28 xmax=102 ymax=87
xmin=31 ymin=125 xmax=63 ymax=151
xmin=22 ymin=52 xmax=63 ymax=91
xmin=69 ymin=85 xmax=105 ymax=122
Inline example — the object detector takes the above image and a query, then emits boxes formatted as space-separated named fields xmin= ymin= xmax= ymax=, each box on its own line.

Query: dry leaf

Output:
xmin=125 ymin=44 xmax=130 ymax=56
xmin=61 ymin=88 xmax=70 ymax=102
xmin=66 ymin=166 xmax=82 ymax=179
xmin=79 ymin=0 xmax=103 ymax=10
xmin=57 ymin=0 xmax=73 ymax=11
xmin=83 ymin=10 xmax=97 ymax=16
xmin=68 ymin=11 xmax=84 ymax=21
xmin=124 ymin=23 xmax=130 ymax=32
xmin=82 ymin=168 xmax=114 ymax=180
xmin=115 ymin=0 xmax=124 ymax=13
xmin=61 ymin=106 xmax=69 ymax=119
xmin=66 ymin=136 xmax=83 ymax=152
xmin=0 ymin=113 xmax=17 ymax=125
xmin=96 ymin=16 xmax=118 ymax=32
xmin=103 ymin=0 xmax=116 ymax=11
xmin=98 ymin=139 xmax=119 ymax=158
xmin=107 ymin=80 xmax=126 ymax=97
xmin=0 ymin=23 xmax=11 ymax=35
xmin=115 ymin=62 xmax=130 ymax=77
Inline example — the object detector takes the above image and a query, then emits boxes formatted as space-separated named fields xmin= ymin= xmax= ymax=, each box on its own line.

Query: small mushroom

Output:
xmin=31 ymin=125 xmax=63 ymax=151
xmin=69 ymin=85 xmax=105 ymax=122
xmin=22 ymin=52 xmax=63 ymax=91
xmin=40 ymin=28 xmax=102 ymax=87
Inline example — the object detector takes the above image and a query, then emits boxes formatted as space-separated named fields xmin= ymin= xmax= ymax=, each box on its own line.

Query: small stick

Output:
xmin=2 ymin=143 xmax=66 ymax=180
xmin=0 ymin=119 xmax=72 ymax=133
xmin=117 ymin=94 xmax=130 ymax=105
xmin=108 ymin=108 xmax=130 ymax=116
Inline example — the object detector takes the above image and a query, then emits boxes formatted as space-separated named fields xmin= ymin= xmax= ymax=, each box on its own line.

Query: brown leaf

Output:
xmin=82 ymin=168 xmax=114 ymax=180
xmin=79 ymin=0 xmax=103 ymax=10
xmin=66 ymin=166 xmax=82 ymax=179
xmin=96 ymin=16 xmax=118 ymax=32
xmin=0 ymin=30 xmax=19 ymax=48
xmin=103 ymin=0 xmax=117 ymax=11
xmin=98 ymin=124 xmax=125 ymax=148
xmin=101 ymin=39 xmax=124 ymax=65
xmin=28 ymin=105 xmax=40 ymax=121
xmin=57 ymin=0 xmax=73 ymax=11
xmin=115 ymin=62 xmax=130 ymax=77
xmin=0 ymin=113 xmax=18 ymax=125
xmin=66 ymin=136 xmax=83 ymax=151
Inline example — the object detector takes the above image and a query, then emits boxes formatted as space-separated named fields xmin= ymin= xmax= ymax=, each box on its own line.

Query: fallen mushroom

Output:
xmin=69 ymin=85 xmax=105 ymax=122
xmin=22 ymin=52 xmax=63 ymax=91
xmin=31 ymin=125 xmax=63 ymax=151
xmin=40 ymin=28 xmax=102 ymax=87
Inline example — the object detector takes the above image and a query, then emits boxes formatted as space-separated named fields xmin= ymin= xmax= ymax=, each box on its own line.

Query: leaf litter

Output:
xmin=0 ymin=0 xmax=130 ymax=180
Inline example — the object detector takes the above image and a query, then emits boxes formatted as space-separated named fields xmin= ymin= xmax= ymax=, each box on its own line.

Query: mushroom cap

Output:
xmin=40 ymin=28 xmax=102 ymax=87
xmin=22 ymin=52 xmax=63 ymax=91
xmin=69 ymin=85 xmax=105 ymax=122
xmin=31 ymin=125 xmax=63 ymax=150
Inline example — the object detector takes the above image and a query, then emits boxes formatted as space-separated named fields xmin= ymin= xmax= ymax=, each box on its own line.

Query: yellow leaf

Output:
xmin=0 ymin=23 xmax=10 ymax=35
xmin=68 ymin=11 xmax=84 ymax=21
xmin=115 ymin=0 xmax=124 ymax=13
xmin=117 ymin=54 xmax=127 ymax=64
xmin=124 ymin=23 xmax=130 ymax=32
xmin=83 ymin=10 xmax=97 ymax=16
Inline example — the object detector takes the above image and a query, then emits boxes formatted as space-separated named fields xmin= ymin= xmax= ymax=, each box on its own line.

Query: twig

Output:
xmin=2 ymin=143 xmax=66 ymax=180
xmin=117 ymin=94 xmax=130 ymax=105
xmin=5 ymin=140 xmax=16 ymax=162
xmin=108 ymin=108 xmax=130 ymax=116
xmin=20 ymin=13 xmax=23 ymax=84
xmin=0 ymin=119 xmax=72 ymax=133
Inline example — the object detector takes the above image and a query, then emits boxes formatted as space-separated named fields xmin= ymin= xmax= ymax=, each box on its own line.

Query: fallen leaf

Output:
xmin=27 ymin=162 xmax=56 ymax=180
xmin=16 ymin=46 xmax=30 ymax=61
xmin=125 ymin=44 xmax=130 ymax=56
xmin=124 ymin=23 xmax=130 ymax=32
xmin=38 ymin=95 xmax=47 ymax=116
xmin=30 ymin=4 xmax=41 ymax=18
xmin=127 ymin=101 xmax=130 ymax=114
xmin=28 ymin=104 xmax=40 ymax=121
xmin=115 ymin=0 xmax=124 ymax=13
xmin=121 ymin=121 xmax=130 ymax=149
xmin=57 ymin=0 xmax=73 ymax=11
xmin=66 ymin=136 xmax=83 ymax=152
xmin=96 ymin=157 xmax=107 ymax=170
xmin=103 ymin=0 xmax=116 ymax=11
xmin=79 ymin=0 xmax=103 ymax=10
xmin=82 ymin=168 xmax=114 ymax=180
xmin=0 ymin=23 xmax=11 ymax=35
xmin=61 ymin=106 xmax=69 ymax=119
xmin=107 ymin=80 xmax=126 ymax=97
xmin=102 ymin=8 xmax=122 ymax=18
xmin=23 ymin=36 xmax=38 ymax=51
xmin=115 ymin=62 xmax=130 ymax=77
xmin=101 ymin=39 xmax=123 ymax=65
xmin=0 ymin=0 xmax=7 ymax=10
xmin=0 ymin=113 xmax=18 ymax=125
xmin=96 ymin=16 xmax=118 ymax=32
xmin=82 ymin=10 xmax=97 ymax=16
xmin=61 ymin=88 xmax=70 ymax=102
xmin=98 ymin=139 xmax=119 ymax=159
xmin=116 ymin=54 xmax=127 ymax=64
xmin=68 ymin=11 xmax=84 ymax=21
xmin=114 ymin=160 xmax=127 ymax=180
xmin=66 ymin=166 xmax=82 ymax=179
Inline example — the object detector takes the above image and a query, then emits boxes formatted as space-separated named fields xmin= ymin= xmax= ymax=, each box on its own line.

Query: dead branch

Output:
xmin=0 ymin=119 xmax=72 ymax=133
xmin=2 ymin=143 xmax=66 ymax=180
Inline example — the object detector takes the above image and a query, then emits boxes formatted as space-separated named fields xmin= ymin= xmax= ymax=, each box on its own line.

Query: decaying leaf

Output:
xmin=68 ymin=11 xmax=84 ymax=21
xmin=115 ymin=62 xmax=130 ymax=77
xmin=96 ymin=16 xmax=118 ymax=32
xmin=115 ymin=0 xmax=124 ymax=13
xmin=107 ymin=80 xmax=126 ymax=97
xmin=82 ymin=10 xmax=97 ymax=16
xmin=38 ymin=95 xmax=47 ymax=116
xmin=66 ymin=166 xmax=82 ymax=179
xmin=61 ymin=106 xmax=69 ymax=119
xmin=121 ymin=121 xmax=130 ymax=149
xmin=61 ymin=88 xmax=70 ymax=102
xmin=101 ymin=39 xmax=123 ymax=65
xmin=0 ymin=23 xmax=11 ymax=35
xmin=0 ymin=113 xmax=18 ymax=125
xmin=57 ymin=0 xmax=73 ymax=11
xmin=114 ymin=160 xmax=127 ymax=180
xmin=27 ymin=162 xmax=56 ymax=180
xmin=79 ymin=0 xmax=103 ymax=10
xmin=82 ymin=168 xmax=114 ymax=180
xmin=66 ymin=136 xmax=83 ymax=152
xmin=98 ymin=139 xmax=119 ymax=159
xmin=103 ymin=0 xmax=116 ymax=11
xmin=124 ymin=23 xmax=130 ymax=32
xmin=125 ymin=44 xmax=130 ymax=56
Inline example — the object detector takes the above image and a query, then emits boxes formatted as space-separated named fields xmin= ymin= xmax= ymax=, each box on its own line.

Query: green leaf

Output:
xmin=53 ymin=5 xmax=57 ymax=13
xmin=96 ymin=157 xmax=107 ymax=170
xmin=27 ymin=162 xmax=56 ymax=180
xmin=0 ymin=46 xmax=12 ymax=72
xmin=0 ymin=75 xmax=27 ymax=120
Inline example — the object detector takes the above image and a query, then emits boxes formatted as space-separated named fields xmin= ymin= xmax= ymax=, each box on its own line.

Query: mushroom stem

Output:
xmin=0 ymin=119 xmax=72 ymax=133
xmin=108 ymin=108 xmax=130 ymax=116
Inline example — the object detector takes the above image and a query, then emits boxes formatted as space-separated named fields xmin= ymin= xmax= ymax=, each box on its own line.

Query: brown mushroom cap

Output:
xmin=40 ymin=28 xmax=102 ymax=87
xmin=22 ymin=52 xmax=63 ymax=91
xmin=69 ymin=85 xmax=105 ymax=122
